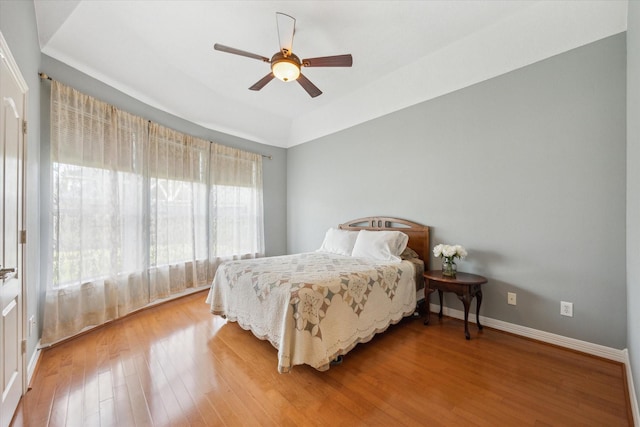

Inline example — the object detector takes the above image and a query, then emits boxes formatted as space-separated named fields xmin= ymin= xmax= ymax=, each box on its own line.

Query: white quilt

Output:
xmin=206 ymin=252 xmax=418 ymax=372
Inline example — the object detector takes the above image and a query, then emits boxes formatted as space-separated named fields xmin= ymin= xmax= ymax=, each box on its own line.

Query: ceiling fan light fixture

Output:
xmin=271 ymin=52 xmax=300 ymax=82
xmin=214 ymin=13 xmax=352 ymax=97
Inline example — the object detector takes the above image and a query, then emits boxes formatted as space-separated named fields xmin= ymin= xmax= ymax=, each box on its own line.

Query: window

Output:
xmin=42 ymin=81 xmax=264 ymax=345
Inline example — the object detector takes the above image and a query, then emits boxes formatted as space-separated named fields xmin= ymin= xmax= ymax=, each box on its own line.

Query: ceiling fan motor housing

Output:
xmin=271 ymin=51 xmax=301 ymax=82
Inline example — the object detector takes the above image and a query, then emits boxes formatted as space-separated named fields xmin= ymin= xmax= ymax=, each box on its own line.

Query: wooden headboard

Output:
xmin=339 ymin=217 xmax=430 ymax=267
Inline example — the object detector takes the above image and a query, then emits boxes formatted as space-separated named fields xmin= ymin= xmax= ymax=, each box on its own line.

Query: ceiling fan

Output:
xmin=214 ymin=12 xmax=353 ymax=98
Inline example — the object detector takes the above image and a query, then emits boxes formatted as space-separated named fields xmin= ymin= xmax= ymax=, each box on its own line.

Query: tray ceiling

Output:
xmin=34 ymin=1 xmax=627 ymax=148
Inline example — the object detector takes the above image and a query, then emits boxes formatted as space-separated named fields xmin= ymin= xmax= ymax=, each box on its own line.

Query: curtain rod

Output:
xmin=206 ymin=137 xmax=271 ymax=160
xmin=40 ymin=72 xmax=273 ymax=160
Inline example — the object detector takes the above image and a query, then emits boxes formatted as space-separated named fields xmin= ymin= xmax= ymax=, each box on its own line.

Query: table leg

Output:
xmin=457 ymin=293 xmax=472 ymax=340
xmin=475 ymin=289 xmax=483 ymax=330
xmin=423 ymin=286 xmax=435 ymax=326
xmin=438 ymin=289 xmax=444 ymax=318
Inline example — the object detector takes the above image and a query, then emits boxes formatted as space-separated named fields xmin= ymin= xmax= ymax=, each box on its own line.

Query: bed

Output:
xmin=206 ymin=217 xmax=430 ymax=372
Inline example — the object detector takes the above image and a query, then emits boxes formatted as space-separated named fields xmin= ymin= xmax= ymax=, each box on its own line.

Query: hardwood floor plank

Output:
xmin=12 ymin=291 xmax=632 ymax=426
xmin=113 ymin=382 xmax=136 ymax=426
xmin=83 ymin=375 xmax=101 ymax=426
xmin=98 ymin=371 xmax=114 ymax=402
xmin=130 ymin=354 xmax=173 ymax=426
xmin=99 ymin=398 xmax=117 ymax=427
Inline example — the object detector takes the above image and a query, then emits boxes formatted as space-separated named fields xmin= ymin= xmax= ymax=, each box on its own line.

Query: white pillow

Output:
xmin=317 ymin=228 xmax=359 ymax=256
xmin=351 ymin=230 xmax=409 ymax=262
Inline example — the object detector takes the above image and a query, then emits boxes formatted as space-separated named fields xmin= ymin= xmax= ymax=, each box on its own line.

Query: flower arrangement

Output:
xmin=433 ymin=244 xmax=467 ymax=277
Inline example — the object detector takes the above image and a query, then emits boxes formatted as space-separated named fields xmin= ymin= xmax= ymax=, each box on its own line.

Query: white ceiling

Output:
xmin=33 ymin=1 xmax=627 ymax=148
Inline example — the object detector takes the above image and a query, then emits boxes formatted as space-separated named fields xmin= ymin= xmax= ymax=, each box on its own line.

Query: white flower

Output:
xmin=433 ymin=243 xmax=468 ymax=260
xmin=433 ymin=244 xmax=444 ymax=257
xmin=455 ymin=245 xmax=468 ymax=259
xmin=442 ymin=245 xmax=457 ymax=257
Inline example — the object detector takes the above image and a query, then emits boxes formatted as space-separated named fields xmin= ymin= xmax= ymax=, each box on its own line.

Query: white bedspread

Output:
xmin=206 ymin=252 xmax=418 ymax=372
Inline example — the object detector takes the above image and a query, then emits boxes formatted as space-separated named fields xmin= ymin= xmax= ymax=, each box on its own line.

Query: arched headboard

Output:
xmin=338 ymin=216 xmax=430 ymax=267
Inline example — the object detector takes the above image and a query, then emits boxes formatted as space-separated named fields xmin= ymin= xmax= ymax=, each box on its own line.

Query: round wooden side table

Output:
xmin=423 ymin=270 xmax=488 ymax=340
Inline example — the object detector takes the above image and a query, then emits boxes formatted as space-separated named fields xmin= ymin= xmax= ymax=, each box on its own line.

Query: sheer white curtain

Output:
xmin=208 ymin=143 xmax=264 ymax=275
xmin=42 ymin=82 xmax=264 ymax=345
xmin=43 ymin=83 xmax=148 ymax=343
xmin=147 ymin=124 xmax=211 ymax=300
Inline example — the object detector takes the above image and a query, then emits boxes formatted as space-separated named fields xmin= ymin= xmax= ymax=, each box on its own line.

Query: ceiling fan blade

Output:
xmin=297 ymin=73 xmax=322 ymax=98
xmin=276 ymin=12 xmax=295 ymax=56
xmin=302 ymin=54 xmax=353 ymax=67
xmin=249 ymin=73 xmax=275 ymax=91
xmin=214 ymin=44 xmax=270 ymax=62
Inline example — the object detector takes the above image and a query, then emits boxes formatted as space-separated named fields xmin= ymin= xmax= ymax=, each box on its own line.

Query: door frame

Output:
xmin=0 ymin=29 xmax=29 ymax=412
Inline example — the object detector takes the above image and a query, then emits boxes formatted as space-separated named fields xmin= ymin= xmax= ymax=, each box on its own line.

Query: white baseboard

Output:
xmin=430 ymin=303 xmax=627 ymax=361
xmin=429 ymin=302 xmax=639 ymax=424
xmin=622 ymin=349 xmax=640 ymax=427
xmin=26 ymin=340 xmax=41 ymax=387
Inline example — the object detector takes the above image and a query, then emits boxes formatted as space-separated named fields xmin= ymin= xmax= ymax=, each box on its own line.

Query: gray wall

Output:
xmin=288 ymin=34 xmax=627 ymax=349
xmin=0 ymin=0 xmax=42 ymax=365
xmin=627 ymin=0 xmax=640 ymax=413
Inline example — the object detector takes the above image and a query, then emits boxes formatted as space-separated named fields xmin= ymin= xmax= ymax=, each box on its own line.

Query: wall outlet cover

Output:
xmin=561 ymin=301 xmax=573 ymax=317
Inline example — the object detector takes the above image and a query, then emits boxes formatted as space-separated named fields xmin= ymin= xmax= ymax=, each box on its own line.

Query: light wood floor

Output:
xmin=11 ymin=290 xmax=632 ymax=426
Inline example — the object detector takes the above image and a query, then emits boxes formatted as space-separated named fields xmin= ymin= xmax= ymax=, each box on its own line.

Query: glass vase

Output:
xmin=442 ymin=258 xmax=457 ymax=277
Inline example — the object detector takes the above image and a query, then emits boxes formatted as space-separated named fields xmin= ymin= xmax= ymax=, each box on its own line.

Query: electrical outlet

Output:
xmin=507 ymin=292 xmax=516 ymax=305
xmin=561 ymin=301 xmax=573 ymax=317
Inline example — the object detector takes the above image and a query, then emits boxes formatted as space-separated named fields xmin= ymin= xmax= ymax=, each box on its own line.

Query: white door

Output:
xmin=0 ymin=33 xmax=26 ymax=427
